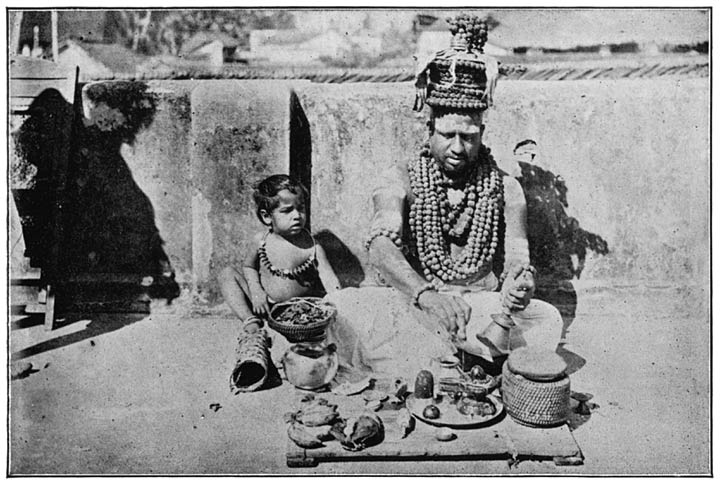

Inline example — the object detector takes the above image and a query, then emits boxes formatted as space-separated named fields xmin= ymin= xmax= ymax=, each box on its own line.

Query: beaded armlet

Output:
xmin=364 ymin=227 xmax=403 ymax=251
xmin=412 ymin=282 xmax=436 ymax=308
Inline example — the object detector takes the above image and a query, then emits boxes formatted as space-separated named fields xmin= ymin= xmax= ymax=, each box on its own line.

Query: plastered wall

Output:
xmin=11 ymin=77 xmax=709 ymax=305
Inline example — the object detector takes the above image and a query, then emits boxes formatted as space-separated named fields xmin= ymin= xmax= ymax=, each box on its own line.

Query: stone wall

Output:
xmin=10 ymin=76 xmax=709 ymax=308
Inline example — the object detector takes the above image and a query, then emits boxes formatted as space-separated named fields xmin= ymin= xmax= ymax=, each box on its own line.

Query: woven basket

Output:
xmin=268 ymin=297 xmax=336 ymax=343
xmin=501 ymin=361 xmax=570 ymax=427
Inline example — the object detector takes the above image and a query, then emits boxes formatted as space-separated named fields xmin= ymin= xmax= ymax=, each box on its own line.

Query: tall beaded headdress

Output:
xmin=407 ymin=14 xmax=505 ymax=288
xmin=414 ymin=14 xmax=499 ymax=112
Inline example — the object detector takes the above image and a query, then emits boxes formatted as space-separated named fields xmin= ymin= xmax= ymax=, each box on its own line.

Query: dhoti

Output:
xmin=325 ymin=286 xmax=563 ymax=382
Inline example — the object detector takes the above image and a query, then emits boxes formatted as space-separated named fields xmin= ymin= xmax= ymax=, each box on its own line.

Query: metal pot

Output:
xmin=282 ymin=342 xmax=339 ymax=390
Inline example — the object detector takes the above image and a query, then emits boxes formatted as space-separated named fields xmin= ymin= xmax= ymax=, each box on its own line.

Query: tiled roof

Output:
xmin=180 ymin=31 xmax=241 ymax=55
xmin=60 ymin=39 xmax=150 ymax=74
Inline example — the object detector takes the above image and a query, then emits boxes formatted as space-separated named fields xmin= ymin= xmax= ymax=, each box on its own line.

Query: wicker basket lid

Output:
xmin=507 ymin=347 xmax=567 ymax=381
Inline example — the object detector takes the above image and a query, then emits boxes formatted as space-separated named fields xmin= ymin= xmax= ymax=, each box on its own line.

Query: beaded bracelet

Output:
xmin=364 ymin=227 xmax=403 ymax=251
xmin=412 ymin=282 xmax=437 ymax=308
xmin=497 ymin=270 xmax=508 ymax=288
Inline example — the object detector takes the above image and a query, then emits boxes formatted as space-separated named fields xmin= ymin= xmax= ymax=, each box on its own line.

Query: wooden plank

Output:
xmin=11 ymin=303 xmax=46 ymax=315
xmin=44 ymin=286 xmax=56 ymax=331
xmin=9 ymin=56 xmax=72 ymax=79
xmin=65 ymin=273 xmax=147 ymax=284
xmin=9 ymin=56 xmax=76 ymax=110
xmin=290 ymin=413 xmax=509 ymax=465
xmin=9 ymin=12 xmax=23 ymax=55
xmin=11 ymin=275 xmax=42 ymax=285
xmin=10 ymin=79 xmax=72 ymax=97
xmin=286 ymin=396 xmax=583 ymax=467
xmin=9 ymin=99 xmax=35 ymax=114
xmin=10 ymin=78 xmax=74 ymax=106
xmin=504 ymin=419 xmax=583 ymax=460
xmin=10 ymin=284 xmax=41 ymax=304
xmin=8 ymin=59 xmax=80 ymax=333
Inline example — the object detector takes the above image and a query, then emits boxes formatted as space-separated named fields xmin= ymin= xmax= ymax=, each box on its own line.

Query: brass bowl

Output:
xmin=456 ymin=396 xmax=496 ymax=417
xmin=461 ymin=377 xmax=497 ymax=398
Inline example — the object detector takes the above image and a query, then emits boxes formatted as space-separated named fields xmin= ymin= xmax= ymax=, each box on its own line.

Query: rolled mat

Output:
xmin=230 ymin=329 xmax=272 ymax=393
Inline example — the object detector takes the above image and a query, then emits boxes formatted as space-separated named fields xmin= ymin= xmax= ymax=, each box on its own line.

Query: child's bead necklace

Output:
xmin=258 ymin=230 xmax=318 ymax=284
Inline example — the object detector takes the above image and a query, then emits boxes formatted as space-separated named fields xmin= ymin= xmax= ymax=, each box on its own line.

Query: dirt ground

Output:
xmin=8 ymin=284 xmax=710 ymax=475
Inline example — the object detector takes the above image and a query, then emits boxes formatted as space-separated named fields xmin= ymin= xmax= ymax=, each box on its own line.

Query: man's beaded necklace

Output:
xmin=408 ymin=146 xmax=504 ymax=288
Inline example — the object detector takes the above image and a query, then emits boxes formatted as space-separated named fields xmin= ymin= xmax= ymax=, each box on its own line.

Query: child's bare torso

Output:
xmin=258 ymin=232 xmax=319 ymax=303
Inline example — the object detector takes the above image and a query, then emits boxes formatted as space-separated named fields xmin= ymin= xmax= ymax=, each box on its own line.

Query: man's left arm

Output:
xmin=503 ymin=176 xmax=530 ymax=268
xmin=501 ymin=176 xmax=535 ymax=309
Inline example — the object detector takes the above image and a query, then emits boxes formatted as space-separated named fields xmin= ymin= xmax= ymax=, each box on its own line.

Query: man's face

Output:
xmin=429 ymin=112 xmax=484 ymax=179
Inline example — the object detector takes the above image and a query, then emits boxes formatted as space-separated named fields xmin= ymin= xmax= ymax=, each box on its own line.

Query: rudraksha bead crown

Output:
xmin=414 ymin=14 xmax=499 ymax=112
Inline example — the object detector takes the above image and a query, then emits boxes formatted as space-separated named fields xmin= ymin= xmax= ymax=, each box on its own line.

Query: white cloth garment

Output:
xmin=325 ymin=286 xmax=562 ymax=382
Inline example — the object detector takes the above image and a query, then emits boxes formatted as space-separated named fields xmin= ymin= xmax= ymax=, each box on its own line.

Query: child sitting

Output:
xmin=219 ymin=174 xmax=341 ymax=335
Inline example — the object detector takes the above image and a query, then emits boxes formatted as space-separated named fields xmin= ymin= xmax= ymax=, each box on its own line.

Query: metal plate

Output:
xmin=406 ymin=393 xmax=505 ymax=429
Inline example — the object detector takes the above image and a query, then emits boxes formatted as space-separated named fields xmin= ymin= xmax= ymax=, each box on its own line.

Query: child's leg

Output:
xmin=218 ymin=266 xmax=261 ymax=331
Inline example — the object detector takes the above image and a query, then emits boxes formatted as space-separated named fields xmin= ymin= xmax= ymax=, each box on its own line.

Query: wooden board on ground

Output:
xmin=286 ymin=392 xmax=583 ymax=468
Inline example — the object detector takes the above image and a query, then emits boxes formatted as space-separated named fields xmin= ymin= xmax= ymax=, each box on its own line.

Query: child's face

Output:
xmin=261 ymin=189 xmax=307 ymax=236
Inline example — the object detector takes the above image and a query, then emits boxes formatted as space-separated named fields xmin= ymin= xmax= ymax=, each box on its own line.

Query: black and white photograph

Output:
xmin=6 ymin=6 xmax=711 ymax=475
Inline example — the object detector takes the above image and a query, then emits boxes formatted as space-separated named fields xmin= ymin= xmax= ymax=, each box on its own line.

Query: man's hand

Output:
xmin=503 ymin=286 xmax=533 ymax=312
xmin=502 ymin=265 xmax=535 ymax=312
xmin=417 ymin=290 xmax=471 ymax=340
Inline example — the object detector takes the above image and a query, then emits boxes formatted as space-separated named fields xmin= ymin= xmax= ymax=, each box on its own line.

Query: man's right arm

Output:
xmin=366 ymin=173 xmax=470 ymax=339
xmin=367 ymin=180 xmax=429 ymax=296
xmin=368 ymin=236 xmax=428 ymax=296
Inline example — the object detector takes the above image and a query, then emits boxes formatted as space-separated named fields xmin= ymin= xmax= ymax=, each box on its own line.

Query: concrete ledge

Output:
xmin=10 ymin=77 xmax=709 ymax=310
xmin=189 ymin=80 xmax=294 ymax=301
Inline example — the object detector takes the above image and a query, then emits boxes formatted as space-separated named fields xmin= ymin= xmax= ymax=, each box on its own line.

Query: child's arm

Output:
xmin=315 ymin=244 xmax=341 ymax=294
xmin=242 ymin=233 xmax=271 ymax=319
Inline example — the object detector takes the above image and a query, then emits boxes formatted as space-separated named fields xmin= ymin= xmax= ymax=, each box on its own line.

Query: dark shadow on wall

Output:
xmin=289 ymin=92 xmax=365 ymax=289
xmin=11 ymin=88 xmax=72 ymax=274
xmin=314 ymin=230 xmax=365 ymax=288
xmin=12 ymin=82 xmax=180 ymax=318
xmin=516 ymin=161 xmax=610 ymax=338
xmin=290 ymin=90 xmax=313 ymax=228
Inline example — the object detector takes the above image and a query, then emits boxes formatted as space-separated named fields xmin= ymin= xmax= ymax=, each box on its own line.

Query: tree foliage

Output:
xmin=105 ymin=10 xmax=295 ymax=55
xmin=320 ymin=25 xmax=416 ymax=69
